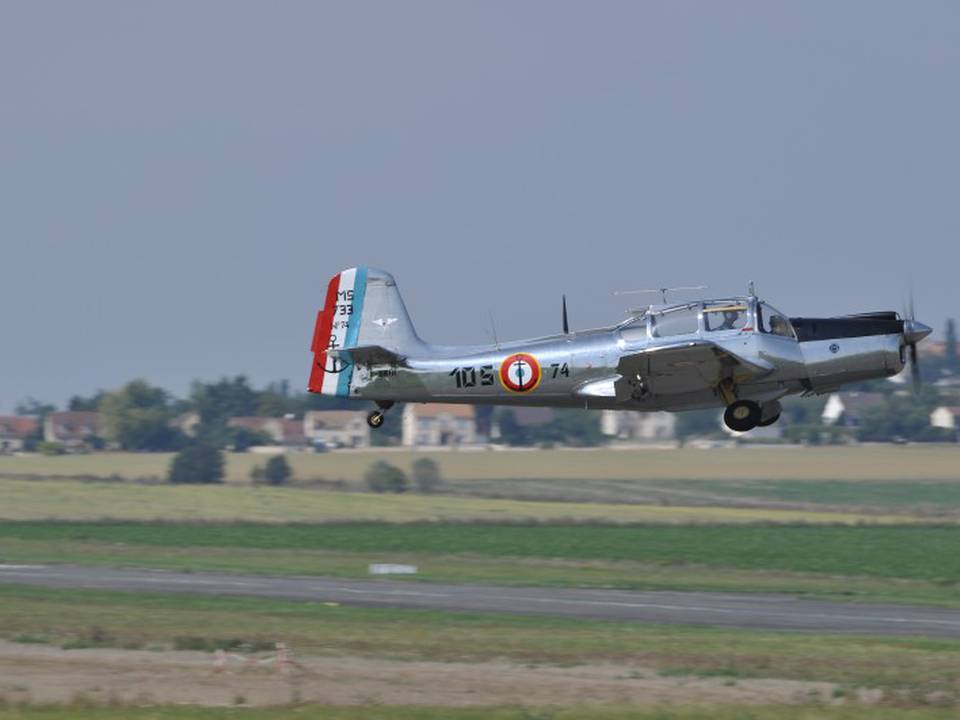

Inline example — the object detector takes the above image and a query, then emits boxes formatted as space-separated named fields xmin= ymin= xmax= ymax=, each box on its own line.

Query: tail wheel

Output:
xmin=367 ymin=411 xmax=385 ymax=429
xmin=723 ymin=400 xmax=762 ymax=432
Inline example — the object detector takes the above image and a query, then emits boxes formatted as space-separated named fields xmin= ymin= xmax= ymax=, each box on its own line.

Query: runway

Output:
xmin=3 ymin=563 xmax=960 ymax=637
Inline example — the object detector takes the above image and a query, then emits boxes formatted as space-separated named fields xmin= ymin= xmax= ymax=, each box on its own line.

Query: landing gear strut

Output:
xmin=723 ymin=400 xmax=762 ymax=433
xmin=366 ymin=401 xmax=394 ymax=430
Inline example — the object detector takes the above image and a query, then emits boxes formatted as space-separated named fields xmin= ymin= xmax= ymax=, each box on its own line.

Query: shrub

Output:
xmin=365 ymin=460 xmax=408 ymax=494
xmin=264 ymin=455 xmax=292 ymax=485
xmin=411 ymin=457 xmax=442 ymax=493
xmin=168 ymin=441 xmax=225 ymax=484
xmin=37 ymin=442 xmax=65 ymax=456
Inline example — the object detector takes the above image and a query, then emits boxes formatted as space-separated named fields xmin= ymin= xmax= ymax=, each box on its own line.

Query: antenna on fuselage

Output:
xmin=613 ymin=286 xmax=708 ymax=304
xmin=488 ymin=309 xmax=501 ymax=351
xmin=562 ymin=295 xmax=570 ymax=334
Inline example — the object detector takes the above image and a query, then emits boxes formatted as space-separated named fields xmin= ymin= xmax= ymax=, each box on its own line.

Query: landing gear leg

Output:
xmin=723 ymin=400 xmax=762 ymax=433
xmin=367 ymin=401 xmax=394 ymax=430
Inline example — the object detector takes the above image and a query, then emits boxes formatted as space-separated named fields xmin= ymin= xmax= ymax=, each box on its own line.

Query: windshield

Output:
xmin=758 ymin=302 xmax=795 ymax=338
xmin=650 ymin=305 xmax=700 ymax=338
xmin=703 ymin=302 xmax=749 ymax=332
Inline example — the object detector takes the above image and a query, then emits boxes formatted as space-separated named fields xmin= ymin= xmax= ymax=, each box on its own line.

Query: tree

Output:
xmin=68 ymin=391 xmax=106 ymax=411
xmin=99 ymin=379 xmax=182 ymax=451
xmin=411 ymin=457 xmax=442 ymax=493
xmin=189 ymin=376 xmax=259 ymax=428
xmin=495 ymin=408 xmax=604 ymax=447
xmin=228 ymin=426 xmax=273 ymax=452
xmin=264 ymin=455 xmax=292 ymax=486
xmin=168 ymin=441 xmax=225 ymax=484
xmin=674 ymin=408 xmax=723 ymax=443
xmin=365 ymin=460 xmax=408 ymax=493
xmin=13 ymin=398 xmax=55 ymax=450
xmin=857 ymin=388 xmax=939 ymax=442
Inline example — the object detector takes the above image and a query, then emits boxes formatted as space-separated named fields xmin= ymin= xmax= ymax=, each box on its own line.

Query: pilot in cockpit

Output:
xmin=719 ymin=310 xmax=742 ymax=331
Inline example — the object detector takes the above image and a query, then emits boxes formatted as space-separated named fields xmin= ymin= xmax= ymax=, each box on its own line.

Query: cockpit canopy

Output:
xmin=619 ymin=297 xmax=796 ymax=340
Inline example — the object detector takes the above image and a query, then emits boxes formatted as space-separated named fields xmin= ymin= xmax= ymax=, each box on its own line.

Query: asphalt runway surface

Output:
xmin=4 ymin=563 xmax=960 ymax=637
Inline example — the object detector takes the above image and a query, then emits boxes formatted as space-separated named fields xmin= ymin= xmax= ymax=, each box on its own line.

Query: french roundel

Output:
xmin=499 ymin=353 xmax=542 ymax=393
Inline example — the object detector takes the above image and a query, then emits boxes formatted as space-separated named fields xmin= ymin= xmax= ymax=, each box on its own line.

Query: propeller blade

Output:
xmin=909 ymin=342 xmax=920 ymax=389
xmin=562 ymin=295 xmax=570 ymax=335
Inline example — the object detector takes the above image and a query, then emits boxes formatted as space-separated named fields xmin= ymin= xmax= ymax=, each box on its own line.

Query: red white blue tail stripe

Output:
xmin=308 ymin=267 xmax=368 ymax=396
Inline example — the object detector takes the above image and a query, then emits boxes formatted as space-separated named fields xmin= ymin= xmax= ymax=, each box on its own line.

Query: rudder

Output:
xmin=308 ymin=267 xmax=423 ymax=396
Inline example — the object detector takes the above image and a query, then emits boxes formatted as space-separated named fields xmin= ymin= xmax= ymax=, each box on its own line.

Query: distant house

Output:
xmin=600 ymin=410 xmax=676 ymax=442
xmin=169 ymin=411 xmax=201 ymax=438
xmin=303 ymin=410 xmax=370 ymax=449
xmin=402 ymin=404 xmax=477 ymax=447
xmin=0 ymin=416 xmax=38 ymax=453
xmin=930 ymin=407 xmax=960 ymax=437
xmin=821 ymin=393 xmax=886 ymax=427
xmin=43 ymin=411 xmax=103 ymax=448
xmin=227 ymin=416 xmax=308 ymax=449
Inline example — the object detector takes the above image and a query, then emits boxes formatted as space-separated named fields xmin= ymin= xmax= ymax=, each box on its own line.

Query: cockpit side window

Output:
xmin=758 ymin=303 xmax=796 ymax=339
xmin=650 ymin=306 xmax=700 ymax=338
xmin=703 ymin=303 xmax=749 ymax=332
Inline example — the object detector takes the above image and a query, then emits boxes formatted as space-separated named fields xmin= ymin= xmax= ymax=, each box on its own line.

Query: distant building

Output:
xmin=920 ymin=340 xmax=960 ymax=360
xmin=303 ymin=410 xmax=370 ymax=449
xmin=0 ymin=416 xmax=38 ymax=453
xmin=402 ymin=404 xmax=477 ymax=447
xmin=169 ymin=411 xmax=201 ymax=438
xmin=600 ymin=410 xmax=676 ymax=442
xmin=930 ymin=407 xmax=960 ymax=438
xmin=43 ymin=411 xmax=103 ymax=448
xmin=821 ymin=392 xmax=886 ymax=427
xmin=227 ymin=416 xmax=308 ymax=449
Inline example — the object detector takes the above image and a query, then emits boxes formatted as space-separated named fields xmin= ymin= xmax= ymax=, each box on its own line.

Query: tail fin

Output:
xmin=308 ymin=267 xmax=424 ymax=395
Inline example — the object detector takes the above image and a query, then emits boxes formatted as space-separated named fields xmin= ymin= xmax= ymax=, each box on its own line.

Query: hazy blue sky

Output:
xmin=2 ymin=2 xmax=959 ymax=410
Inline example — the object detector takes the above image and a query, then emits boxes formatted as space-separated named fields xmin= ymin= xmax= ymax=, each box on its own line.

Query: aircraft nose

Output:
xmin=904 ymin=319 xmax=932 ymax=345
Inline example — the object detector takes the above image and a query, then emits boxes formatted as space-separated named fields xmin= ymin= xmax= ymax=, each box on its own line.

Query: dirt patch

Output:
xmin=0 ymin=639 xmax=840 ymax=707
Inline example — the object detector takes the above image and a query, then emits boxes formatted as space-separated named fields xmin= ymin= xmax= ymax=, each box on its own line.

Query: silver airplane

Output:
xmin=308 ymin=267 xmax=932 ymax=432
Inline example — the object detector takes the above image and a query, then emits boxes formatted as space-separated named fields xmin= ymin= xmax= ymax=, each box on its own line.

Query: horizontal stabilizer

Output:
xmin=327 ymin=345 xmax=408 ymax=367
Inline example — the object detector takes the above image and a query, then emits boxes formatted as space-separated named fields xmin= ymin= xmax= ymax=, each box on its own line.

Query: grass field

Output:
xmin=5 ymin=521 xmax=960 ymax=606
xmin=5 ymin=447 xmax=960 ymax=713
xmin=2 ymin=584 xmax=960 ymax=692
xmin=4 ymin=706 xmax=960 ymax=719
xmin=5 ymin=521 xmax=960 ymax=582
xmin=1 ymin=446 xmax=959 ymax=484
xmin=2 ymin=706 xmax=959 ymax=719
xmin=0 ymin=478 xmax=915 ymax=524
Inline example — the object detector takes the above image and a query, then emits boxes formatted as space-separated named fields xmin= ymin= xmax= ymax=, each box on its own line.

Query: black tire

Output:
xmin=757 ymin=413 xmax=781 ymax=427
xmin=366 ymin=411 xmax=385 ymax=429
xmin=723 ymin=400 xmax=761 ymax=432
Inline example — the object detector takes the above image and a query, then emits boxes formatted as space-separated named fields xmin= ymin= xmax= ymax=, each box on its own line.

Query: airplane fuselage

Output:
xmin=308 ymin=268 xmax=929 ymax=432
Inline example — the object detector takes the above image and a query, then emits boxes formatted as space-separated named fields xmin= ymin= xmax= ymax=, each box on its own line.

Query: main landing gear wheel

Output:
xmin=757 ymin=400 xmax=783 ymax=427
xmin=723 ymin=400 xmax=762 ymax=432
xmin=366 ymin=411 xmax=385 ymax=429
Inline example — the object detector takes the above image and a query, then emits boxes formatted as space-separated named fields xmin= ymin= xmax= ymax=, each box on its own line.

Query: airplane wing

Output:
xmin=614 ymin=341 xmax=773 ymax=400
xmin=327 ymin=345 xmax=408 ymax=367
xmin=575 ymin=341 xmax=773 ymax=401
